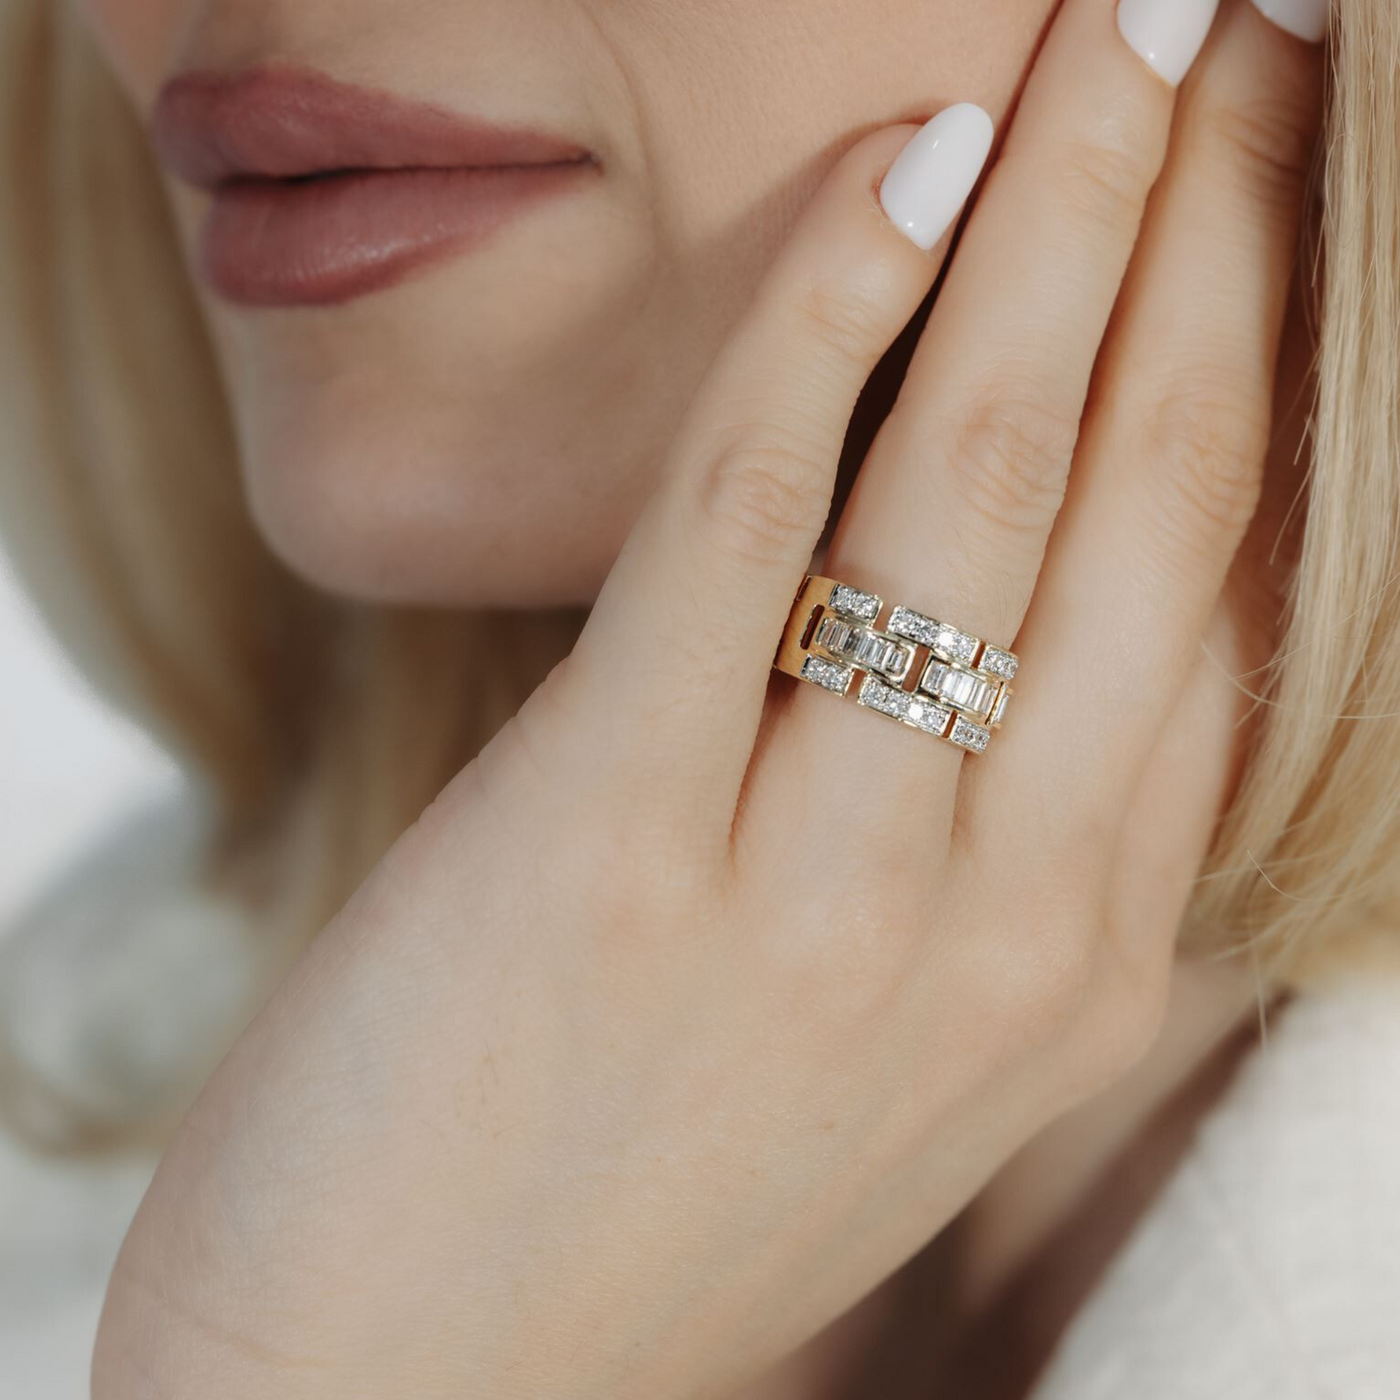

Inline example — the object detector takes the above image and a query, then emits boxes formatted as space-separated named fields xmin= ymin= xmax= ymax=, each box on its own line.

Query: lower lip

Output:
xmin=199 ymin=161 xmax=590 ymax=308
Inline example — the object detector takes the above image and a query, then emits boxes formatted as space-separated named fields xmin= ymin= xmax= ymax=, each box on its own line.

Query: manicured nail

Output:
xmin=1117 ymin=0 xmax=1220 ymax=86
xmin=879 ymin=103 xmax=994 ymax=252
xmin=1250 ymin=0 xmax=1329 ymax=42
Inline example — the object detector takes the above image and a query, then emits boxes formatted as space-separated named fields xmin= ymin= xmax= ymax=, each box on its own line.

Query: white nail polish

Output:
xmin=1250 ymin=0 xmax=1329 ymax=43
xmin=879 ymin=103 xmax=994 ymax=252
xmin=1117 ymin=0 xmax=1221 ymax=86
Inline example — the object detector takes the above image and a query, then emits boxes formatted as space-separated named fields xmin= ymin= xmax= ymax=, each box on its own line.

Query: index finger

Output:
xmin=564 ymin=110 xmax=993 ymax=835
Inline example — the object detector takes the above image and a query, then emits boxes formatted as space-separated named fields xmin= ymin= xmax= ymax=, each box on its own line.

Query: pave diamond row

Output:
xmin=829 ymin=584 xmax=882 ymax=624
xmin=885 ymin=605 xmax=942 ymax=649
xmin=887 ymin=605 xmax=980 ymax=668
xmin=948 ymin=713 xmax=991 ymax=753
xmin=935 ymin=625 xmax=980 ymax=666
xmin=800 ymin=654 xmax=855 ymax=695
xmin=857 ymin=676 xmax=953 ymax=737
xmin=980 ymin=645 xmax=1019 ymax=681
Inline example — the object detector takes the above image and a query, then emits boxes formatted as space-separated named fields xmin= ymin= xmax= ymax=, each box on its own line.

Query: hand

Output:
xmin=94 ymin=3 xmax=1322 ymax=1396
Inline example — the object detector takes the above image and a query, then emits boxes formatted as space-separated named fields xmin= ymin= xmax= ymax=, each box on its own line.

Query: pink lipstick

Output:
xmin=150 ymin=67 xmax=596 ymax=308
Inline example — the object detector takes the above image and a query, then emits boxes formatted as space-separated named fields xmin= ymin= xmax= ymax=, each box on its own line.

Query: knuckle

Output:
xmin=1102 ymin=979 xmax=1168 ymax=1075
xmin=1057 ymin=136 xmax=1155 ymax=240
xmin=766 ymin=887 xmax=925 ymax=1045
xmin=944 ymin=387 xmax=1077 ymax=537
xmin=475 ymin=661 xmax=590 ymax=824
xmin=795 ymin=271 xmax=896 ymax=374
xmin=1197 ymin=94 xmax=1318 ymax=215
xmin=698 ymin=434 xmax=831 ymax=567
xmin=501 ymin=656 xmax=576 ymax=776
xmin=978 ymin=847 xmax=1119 ymax=1041
xmin=1139 ymin=387 xmax=1269 ymax=562
xmin=568 ymin=812 xmax=717 ymax=960
xmin=1064 ymin=954 xmax=1172 ymax=1097
xmin=999 ymin=918 xmax=1100 ymax=1044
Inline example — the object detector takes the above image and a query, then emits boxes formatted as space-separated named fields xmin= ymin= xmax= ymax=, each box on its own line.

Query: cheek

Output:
xmin=79 ymin=0 xmax=184 ymax=101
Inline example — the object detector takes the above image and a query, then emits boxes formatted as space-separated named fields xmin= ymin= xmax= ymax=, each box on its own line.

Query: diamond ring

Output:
xmin=772 ymin=574 xmax=1018 ymax=754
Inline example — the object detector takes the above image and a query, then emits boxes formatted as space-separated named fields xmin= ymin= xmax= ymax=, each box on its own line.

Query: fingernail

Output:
xmin=1117 ymin=0 xmax=1221 ymax=86
xmin=879 ymin=103 xmax=994 ymax=252
xmin=1250 ymin=0 xmax=1329 ymax=43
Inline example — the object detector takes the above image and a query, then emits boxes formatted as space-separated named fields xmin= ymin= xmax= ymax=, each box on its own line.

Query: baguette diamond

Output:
xmin=919 ymin=659 xmax=999 ymax=722
xmin=989 ymin=685 xmax=1010 ymax=727
xmin=814 ymin=615 xmax=913 ymax=682
xmin=813 ymin=615 xmax=857 ymax=657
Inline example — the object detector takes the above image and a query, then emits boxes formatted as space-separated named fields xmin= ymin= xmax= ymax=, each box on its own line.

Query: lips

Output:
xmin=150 ymin=67 xmax=596 ymax=307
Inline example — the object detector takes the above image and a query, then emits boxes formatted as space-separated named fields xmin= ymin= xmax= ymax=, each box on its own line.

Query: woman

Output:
xmin=1 ymin=0 xmax=1397 ymax=1394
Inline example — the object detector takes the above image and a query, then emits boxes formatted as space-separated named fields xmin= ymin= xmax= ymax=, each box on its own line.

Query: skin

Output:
xmin=85 ymin=0 xmax=1055 ymax=604
xmin=82 ymin=0 xmax=1325 ymax=1395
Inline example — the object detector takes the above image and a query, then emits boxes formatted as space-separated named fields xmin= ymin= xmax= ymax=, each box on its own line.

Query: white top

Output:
xmin=3 ymin=966 xmax=1398 ymax=1397
xmin=1031 ymin=966 xmax=1400 ymax=1399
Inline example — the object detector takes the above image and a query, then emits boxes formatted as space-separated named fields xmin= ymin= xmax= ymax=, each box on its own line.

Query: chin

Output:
xmin=197 ymin=202 xmax=713 ymax=608
xmin=240 ymin=419 xmax=639 ymax=609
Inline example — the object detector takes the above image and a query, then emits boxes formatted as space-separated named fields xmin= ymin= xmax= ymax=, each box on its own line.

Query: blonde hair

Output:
xmin=0 ymin=0 xmax=1396 ymax=1144
xmin=0 ymin=0 xmax=583 ymax=1145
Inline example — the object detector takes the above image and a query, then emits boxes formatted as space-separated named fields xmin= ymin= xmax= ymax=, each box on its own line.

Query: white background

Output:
xmin=0 ymin=545 xmax=176 ymax=1400
xmin=0 ymin=551 xmax=179 ymax=927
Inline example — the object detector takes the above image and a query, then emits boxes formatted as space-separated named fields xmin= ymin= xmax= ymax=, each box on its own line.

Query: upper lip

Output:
xmin=150 ymin=65 xmax=594 ymax=190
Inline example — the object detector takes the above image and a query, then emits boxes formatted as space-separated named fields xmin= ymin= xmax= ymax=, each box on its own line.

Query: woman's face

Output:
xmin=84 ymin=0 xmax=1054 ymax=605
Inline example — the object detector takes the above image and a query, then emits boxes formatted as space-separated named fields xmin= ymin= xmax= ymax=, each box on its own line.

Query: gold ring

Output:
xmin=772 ymin=574 xmax=1017 ymax=754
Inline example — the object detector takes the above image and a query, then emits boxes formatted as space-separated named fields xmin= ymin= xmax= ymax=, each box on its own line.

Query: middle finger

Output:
xmin=753 ymin=0 xmax=1216 ymax=839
